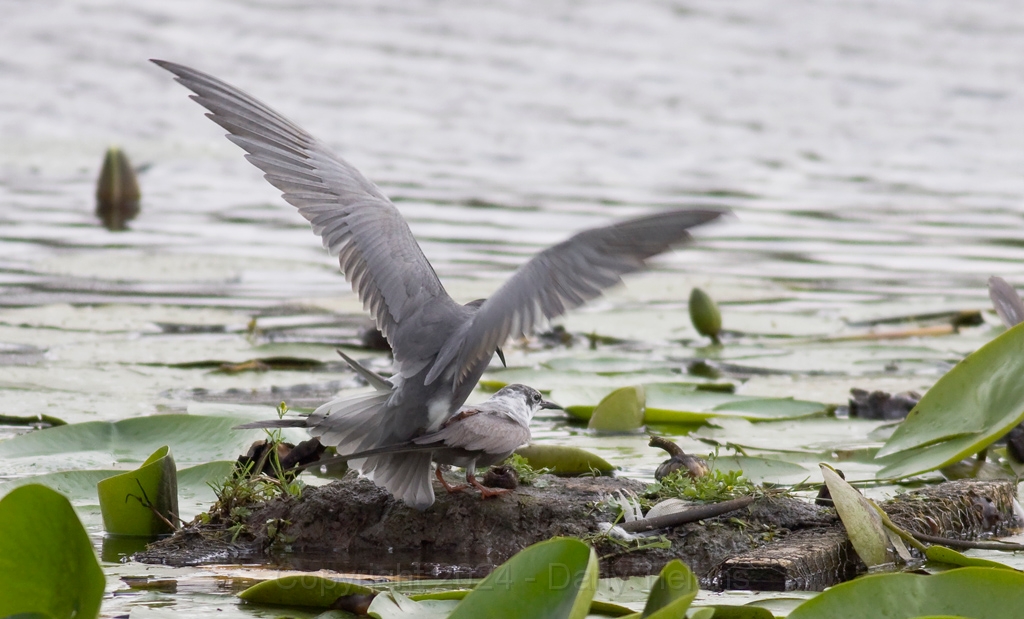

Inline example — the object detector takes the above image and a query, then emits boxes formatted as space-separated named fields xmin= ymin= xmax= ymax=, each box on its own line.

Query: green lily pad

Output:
xmin=640 ymin=560 xmax=698 ymax=618
xmin=0 ymin=414 xmax=305 ymax=469
xmin=97 ymin=446 xmax=178 ymax=537
xmin=407 ymin=588 xmax=635 ymax=616
xmin=0 ymin=485 xmax=104 ymax=619
xmin=786 ymin=567 xmax=1024 ymax=619
xmin=447 ymin=537 xmax=597 ymax=619
xmin=514 ymin=445 xmax=615 ymax=475
xmin=239 ymin=574 xmax=375 ymax=608
xmin=408 ymin=590 xmax=472 ymax=602
xmin=820 ymin=464 xmax=891 ymax=567
xmin=875 ymin=322 xmax=1024 ymax=478
xmin=0 ymin=461 xmax=235 ymax=503
xmin=589 ymin=386 xmax=646 ymax=432
xmin=646 ymin=385 xmax=827 ymax=423
xmin=368 ymin=591 xmax=457 ymax=619
xmin=692 ymin=605 xmax=775 ymax=618
xmin=924 ymin=546 xmax=1017 ymax=570
xmin=710 ymin=456 xmax=810 ymax=485
xmin=542 ymin=357 xmax=674 ymax=375
xmin=564 ymin=383 xmax=827 ymax=424
xmin=876 ymin=434 xmax=1000 ymax=480
xmin=0 ymin=413 xmax=66 ymax=427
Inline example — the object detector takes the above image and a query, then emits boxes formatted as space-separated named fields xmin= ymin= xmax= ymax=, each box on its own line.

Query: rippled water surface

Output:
xmin=2 ymin=0 xmax=1024 ymax=614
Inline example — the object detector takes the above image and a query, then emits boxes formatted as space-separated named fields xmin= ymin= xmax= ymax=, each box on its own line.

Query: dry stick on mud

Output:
xmin=619 ymin=496 xmax=756 ymax=533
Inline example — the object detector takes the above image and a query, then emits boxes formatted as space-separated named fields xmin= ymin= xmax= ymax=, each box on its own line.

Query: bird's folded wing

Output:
xmin=419 ymin=412 xmax=531 ymax=453
xmin=427 ymin=208 xmax=726 ymax=386
xmin=152 ymin=60 xmax=459 ymax=363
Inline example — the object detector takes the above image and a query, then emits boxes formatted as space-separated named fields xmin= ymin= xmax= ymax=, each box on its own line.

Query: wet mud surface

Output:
xmin=137 ymin=475 xmax=1016 ymax=586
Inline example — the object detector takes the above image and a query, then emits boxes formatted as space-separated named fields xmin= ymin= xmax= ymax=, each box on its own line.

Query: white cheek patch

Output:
xmin=426 ymin=394 xmax=452 ymax=432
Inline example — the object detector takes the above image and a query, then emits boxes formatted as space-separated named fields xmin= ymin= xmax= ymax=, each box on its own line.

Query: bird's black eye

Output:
xmin=532 ymin=393 xmax=541 ymax=403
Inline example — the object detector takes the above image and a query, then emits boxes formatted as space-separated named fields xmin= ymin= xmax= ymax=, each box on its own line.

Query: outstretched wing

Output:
xmin=426 ymin=208 xmax=726 ymax=386
xmin=153 ymin=60 xmax=460 ymax=363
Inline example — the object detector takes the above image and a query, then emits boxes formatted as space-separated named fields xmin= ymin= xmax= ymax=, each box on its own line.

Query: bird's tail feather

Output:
xmin=298 ymin=389 xmax=437 ymax=509
xmin=355 ymin=452 xmax=435 ymax=510
xmin=234 ymin=418 xmax=309 ymax=429
xmin=308 ymin=390 xmax=394 ymax=453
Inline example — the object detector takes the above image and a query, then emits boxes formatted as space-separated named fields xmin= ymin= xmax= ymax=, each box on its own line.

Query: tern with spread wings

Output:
xmin=154 ymin=60 xmax=725 ymax=508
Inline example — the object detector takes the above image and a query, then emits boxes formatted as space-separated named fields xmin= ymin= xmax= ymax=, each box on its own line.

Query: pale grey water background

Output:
xmin=2 ymin=0 xmax=1024 ymax=612
xmin=2 ymin=0 xmax=1024 ymax=307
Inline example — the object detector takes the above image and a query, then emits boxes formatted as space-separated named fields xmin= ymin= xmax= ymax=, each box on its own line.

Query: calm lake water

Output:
xmin=2 ymin=0 xmax=1024 ymax=614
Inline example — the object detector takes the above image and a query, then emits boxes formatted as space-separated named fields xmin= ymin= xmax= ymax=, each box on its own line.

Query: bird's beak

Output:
xmin=496 ymin=347 xmax=507 ymax=368
xmin=540 ymin=399 xmax=562 ymax=410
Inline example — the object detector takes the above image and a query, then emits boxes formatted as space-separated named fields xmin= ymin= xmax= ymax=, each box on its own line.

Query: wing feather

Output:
xmin=153 ymin=60 xmax=459 ymax=364
xmin=427 ymin=208 xmax=725 ymax=385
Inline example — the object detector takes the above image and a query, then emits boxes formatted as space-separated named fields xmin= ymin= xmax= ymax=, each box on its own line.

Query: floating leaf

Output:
xmin=876 ymin=436 xmax=991 ymax=480
xmin=785 ymin=567 xmax=1024 ymax=619
xmin=240 ymin=575 xmax=374 ymax=609
xmin=820 ymin=464 xmax=892 ymax=567
xmin=447 ymin=537 xmax=597 ymax=619
xmin=0 ymin=413 xmax=66 ymax=427
xmin=368 ymin=590 xmax=456 ymax=619
xmin=0 ymin=461 xmax=234 ymax=504
xmin=408 ymin=590 xmax=472 ymax=602
xmin=692 ymin=606 xmax=775 ymax=618
xmin=709 ymin=455 xmax=809 ymax=485
xmin=875 ymin=322 xmax=1024 ymax=479
xmin=0 ymin=485 xmax=104 ymax=619
xmin=646 ymin=385 xmax=827 ymax=423
xmin=564 ymin=383 xmax=826 ymax=424
xmin=589 ymin=385 xmax=646 ymax=432
xmin=514 ymin=445 xmax=615 ymax=475
xmin=924 ymin=546 xmax=1017 ymax=570
xmin=97 ymin=446 xmax=178 ymax=537
xmin=0 ymin=414 xmax=305 ymax=469
xmin=640 ymin=560 xmax=698 ymax=618
xmin=940 ymin=459 xmax=1011 ymax=480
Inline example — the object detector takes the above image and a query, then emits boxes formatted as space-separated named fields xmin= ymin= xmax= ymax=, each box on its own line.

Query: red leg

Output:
xmin=436 ymin=467 xmax=468 ymax=493
xmin=467 ymin=472 xmax=512 ymax=499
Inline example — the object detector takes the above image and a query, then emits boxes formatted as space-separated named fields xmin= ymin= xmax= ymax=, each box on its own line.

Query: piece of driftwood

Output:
xmin=710 ymin=479 xmax=1017 ymax=591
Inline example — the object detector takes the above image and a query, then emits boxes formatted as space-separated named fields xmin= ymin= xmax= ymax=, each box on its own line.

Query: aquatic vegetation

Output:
xmin=645 ymin=466 xmax=756 ymax=503
xmin=785 ymin=568 xmax=1024 ymax=619
xmin=0 ymin=485 xmax=104 ymax=619
xmin=501 ymin=452 xmax=551 ymax=485
xmin=514 ymin=444 xmax=616 ymax=475
xmin=95 ymin=146 xmax=140 ymax=231
xmin=97 ymin=445 xmax=179 ymax=536
xmin=588 ymin=384 xmax=646 ymax=431
xmin=689 ymin=287 xmax=723 ymax=345
xmin=875 ymin=321 xmax=1024 ymax=479
xmin=820 ymin=464 xmax=896 ymax=567
xmin=201 ymin=418 xmax=305 ymax=540
xmin=562 ymin=383 xmax=829 ymax=424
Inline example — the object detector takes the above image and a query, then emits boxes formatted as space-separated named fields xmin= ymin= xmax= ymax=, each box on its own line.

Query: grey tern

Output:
xmin=296 ymin=383 xmax=560 ymax=500
xmin=153 ymin=60 xmax=726 ymax=508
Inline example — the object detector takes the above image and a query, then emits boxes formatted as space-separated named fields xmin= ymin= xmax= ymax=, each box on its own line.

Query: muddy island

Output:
xmin=136 ymin=472 xmax=1016 ymax=591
